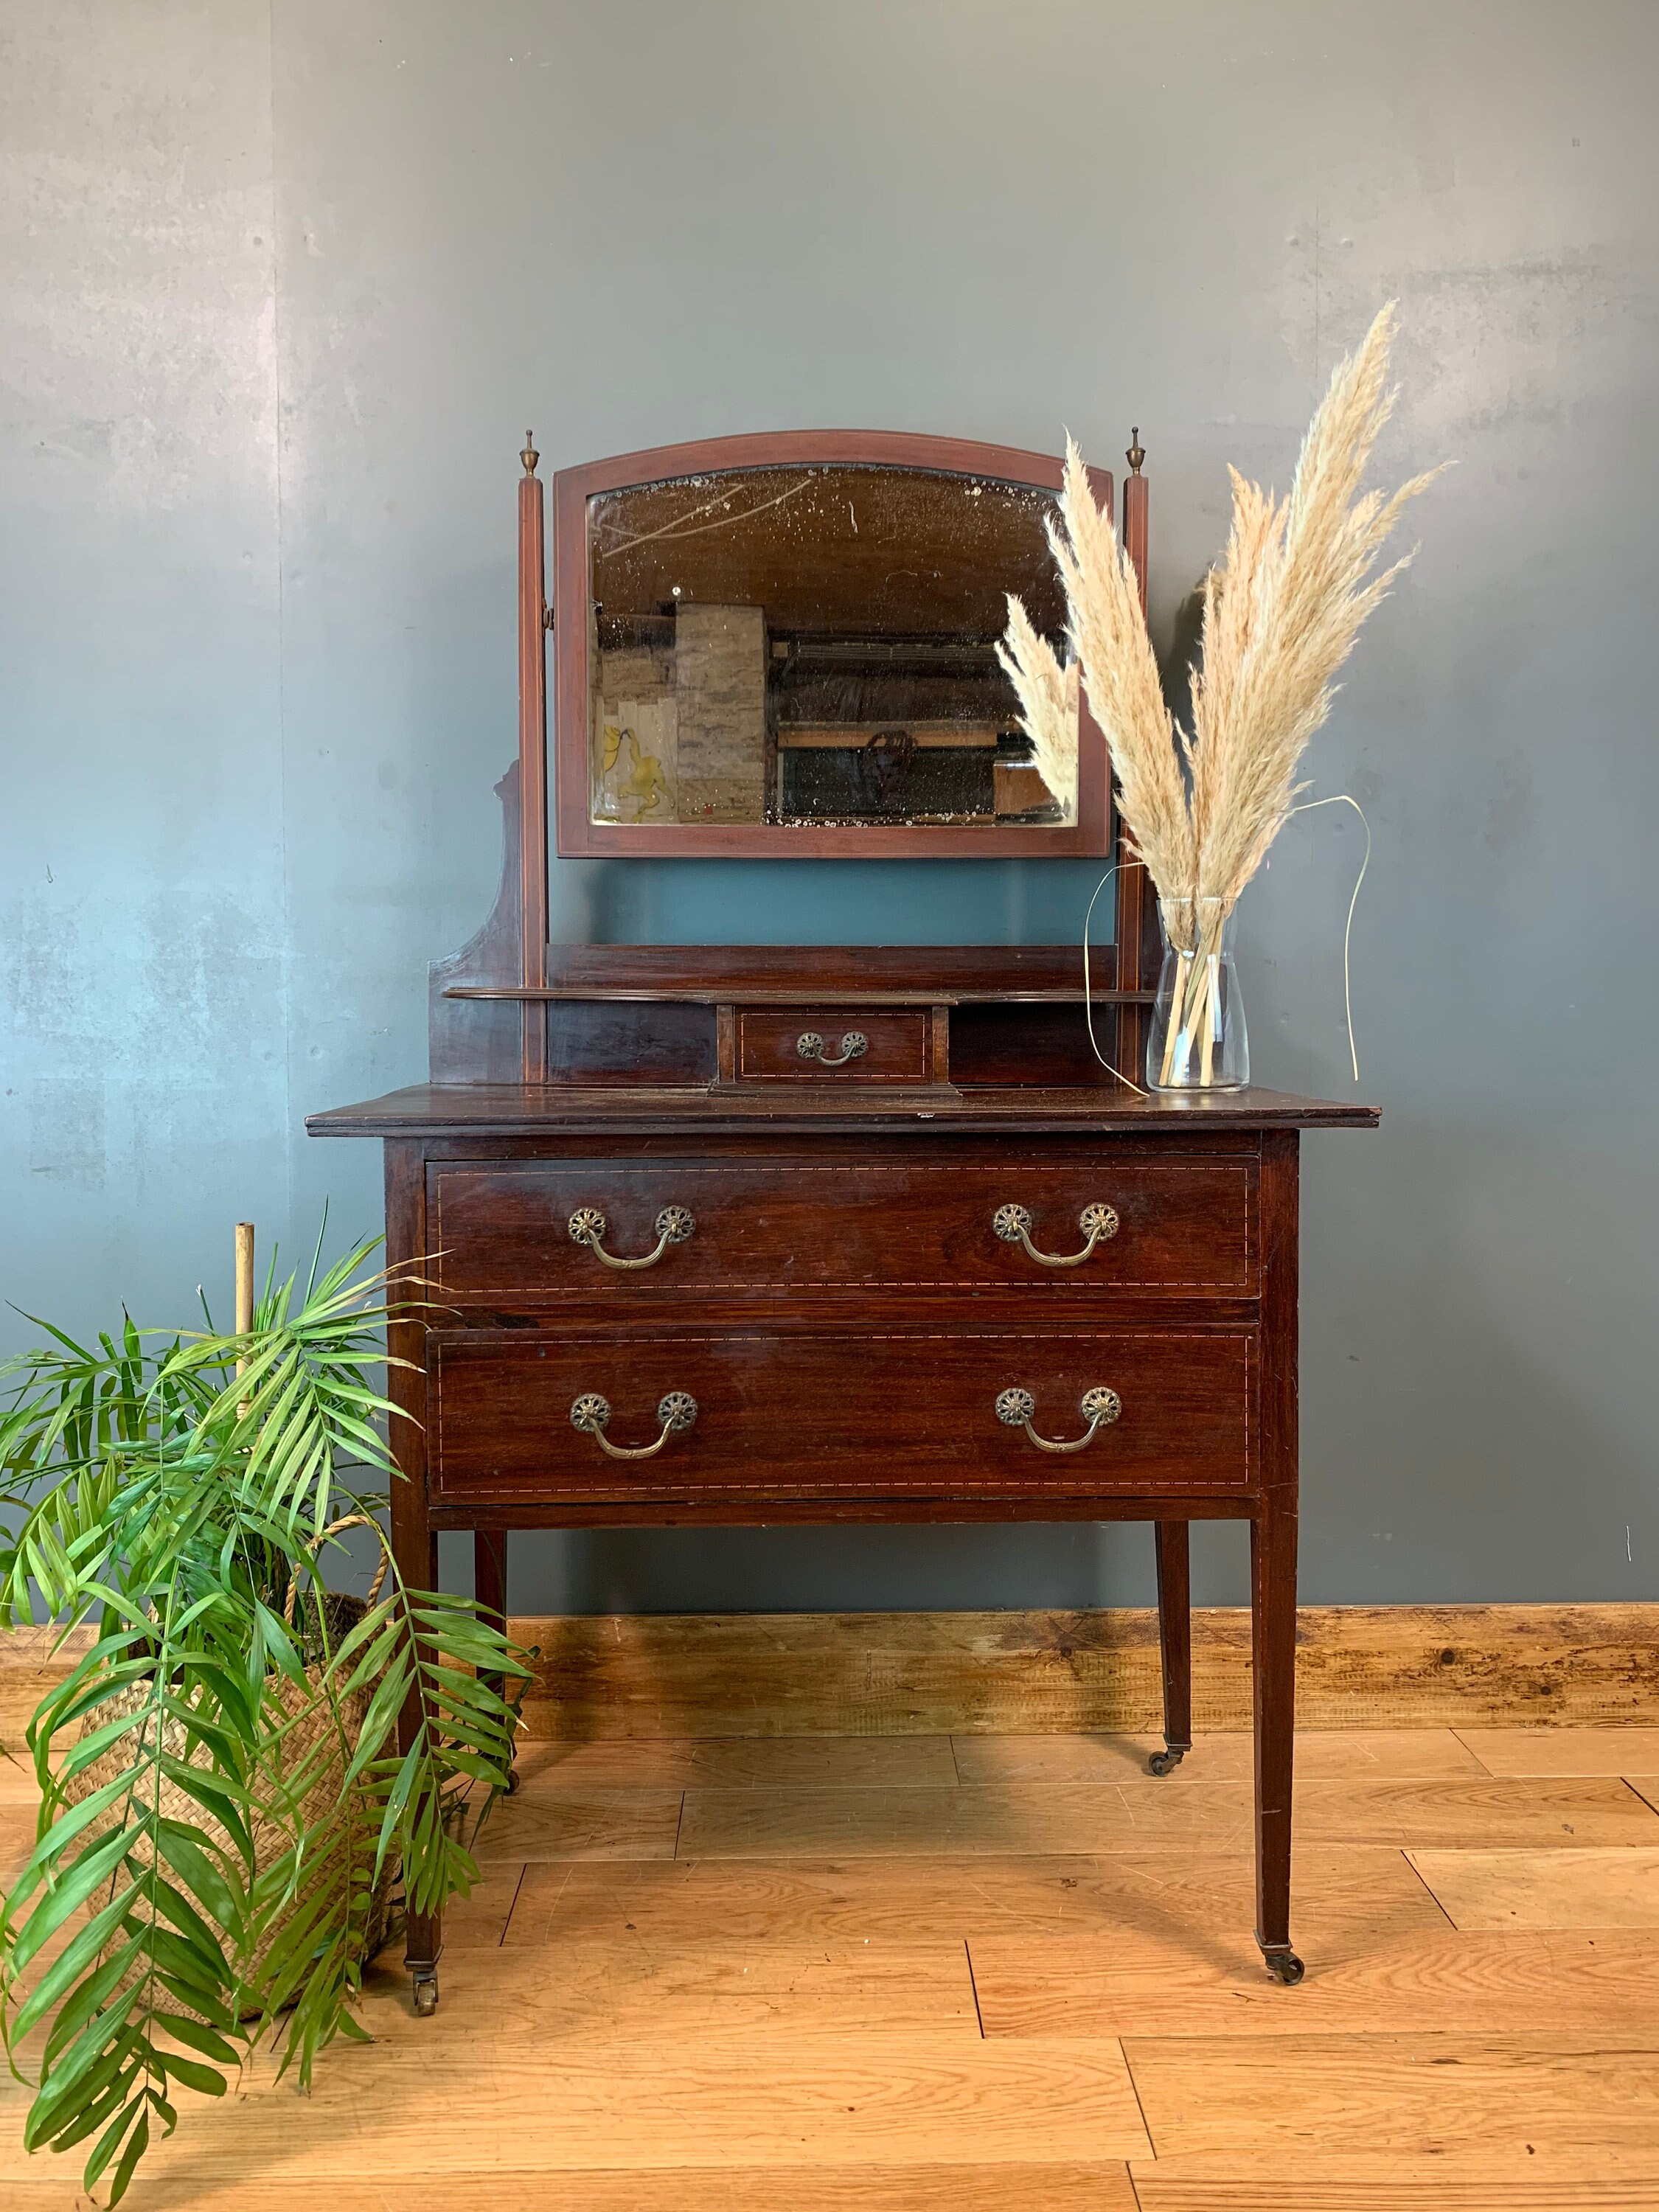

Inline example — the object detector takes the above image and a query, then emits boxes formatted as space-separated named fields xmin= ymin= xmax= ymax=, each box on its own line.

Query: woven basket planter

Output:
xmin=62 ymin=1585 xmax=398 ymax=2020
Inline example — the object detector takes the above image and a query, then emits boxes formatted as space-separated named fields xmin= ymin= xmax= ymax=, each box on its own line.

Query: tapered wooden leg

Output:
xmin=385 ymin=1142 xmax=443 ymax=2014
xmin=1251 ymin=1488 xmax=1301 ymax=1983
xmin=474 ymin=1529 xmax=507 ymax=1630
xmin=397 ymin=1500 xmax=442 ymax=2013
xmin=473 ymin=1529 xmax=518 ymax=1792
xmin=1149 ymin=1520 xmax=1192 ymax=1775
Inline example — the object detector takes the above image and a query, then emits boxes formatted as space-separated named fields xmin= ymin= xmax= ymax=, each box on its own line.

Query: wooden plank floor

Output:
xmin=6 ymin=1727 xmax=1659 ymax=2209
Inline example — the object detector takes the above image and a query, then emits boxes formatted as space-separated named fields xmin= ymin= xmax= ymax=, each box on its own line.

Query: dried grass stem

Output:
xmin=1004 ymin=303 xmax=1444 ymax=938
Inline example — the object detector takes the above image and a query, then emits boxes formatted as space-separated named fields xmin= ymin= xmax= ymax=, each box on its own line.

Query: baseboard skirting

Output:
xmin=4 ymin=1604 xmax=1652 ymax=1741
xmin=507 ymin=1602 xmax=1655 ymax=1737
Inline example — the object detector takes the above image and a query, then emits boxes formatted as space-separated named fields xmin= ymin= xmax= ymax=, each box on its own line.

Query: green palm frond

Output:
xmin=0 ymin=1232 xmax=532 ymax=2205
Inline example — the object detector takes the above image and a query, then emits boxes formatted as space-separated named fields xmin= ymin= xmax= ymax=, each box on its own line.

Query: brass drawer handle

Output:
xmin=568 ymin=1204 xmax=695 ymax=1270
xmin=796 ymin=1029 xmax=868 ymax=1067
xmin=996 ymin=1385 xmax=1121 ymax=1454
xmin=570 ymin=1391 xmax=698 ymax=1460
xmin=992 ymin=1201 xmax=1119 ymax=1267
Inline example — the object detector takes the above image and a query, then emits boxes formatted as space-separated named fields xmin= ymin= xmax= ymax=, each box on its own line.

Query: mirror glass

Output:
xmin=586 ymin=465 xmax=1072 ymax=831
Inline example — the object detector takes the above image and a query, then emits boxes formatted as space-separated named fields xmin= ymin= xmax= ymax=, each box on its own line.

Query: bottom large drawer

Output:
xmin=427 ymin=1326 xmax=1255 ymax=1506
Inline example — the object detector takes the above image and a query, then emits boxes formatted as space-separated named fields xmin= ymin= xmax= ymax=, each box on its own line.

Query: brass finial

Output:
xmin=521 ymin=428 xmax=540 ymax=476
xmin=1126 ymin=427 xmax=1144 ymax=476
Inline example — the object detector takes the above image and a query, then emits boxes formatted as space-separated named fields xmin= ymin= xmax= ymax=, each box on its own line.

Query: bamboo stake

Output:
xmin=1200 ymin=952 xmax=1218 ymax=1085
xmin=234 ymin=1220 xmax=254 ymax=1410
xmin=1158 ymin=958 xmax=1186 ymax=1087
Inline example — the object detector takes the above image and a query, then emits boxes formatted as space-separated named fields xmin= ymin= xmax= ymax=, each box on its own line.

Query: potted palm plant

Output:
xmin=0 ymin=1227 xmax=531 ymax=2205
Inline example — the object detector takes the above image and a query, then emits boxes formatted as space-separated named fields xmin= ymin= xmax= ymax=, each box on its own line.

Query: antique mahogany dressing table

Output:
xmin=309 ymin=431 xmax=1377 ymax=2014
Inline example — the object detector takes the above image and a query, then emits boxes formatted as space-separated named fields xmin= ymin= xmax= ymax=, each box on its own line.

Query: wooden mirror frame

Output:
xmin=428 ymin=430 xmax=1156 ymax=1086
xmin=533 ymin=431 xmax=1144 ymax=862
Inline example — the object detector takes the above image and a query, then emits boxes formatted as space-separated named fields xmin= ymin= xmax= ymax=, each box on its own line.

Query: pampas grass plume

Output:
xmin=1003 ymin=302 xmax=1444 ymax=946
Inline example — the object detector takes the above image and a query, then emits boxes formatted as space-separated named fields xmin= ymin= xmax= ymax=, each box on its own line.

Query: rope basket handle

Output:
xmin=283 ymin=1514 xmax=392 ymax=1627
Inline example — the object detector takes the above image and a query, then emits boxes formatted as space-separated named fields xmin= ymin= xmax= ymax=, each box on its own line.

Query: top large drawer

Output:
xmin=426 ymin=1154 xmax=1256 ymax=1303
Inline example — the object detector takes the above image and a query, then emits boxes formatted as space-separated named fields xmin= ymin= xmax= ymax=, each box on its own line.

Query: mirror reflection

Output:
xmin=587 ymin=465 xmax=1073 ymax=831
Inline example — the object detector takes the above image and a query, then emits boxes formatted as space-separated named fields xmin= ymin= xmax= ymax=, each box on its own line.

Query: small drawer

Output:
xmin=428 ymin=1325 xmax=1255 ymax=1506
xmin=427 ymin=1152 xmax=1257 ymax=1303
xmin=736 ymin=1007 xmax=934 ymax=1083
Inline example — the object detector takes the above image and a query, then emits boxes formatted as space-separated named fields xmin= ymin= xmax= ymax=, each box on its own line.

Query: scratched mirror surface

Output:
xmin=587 ymin=465 xmax=1072 ymax=831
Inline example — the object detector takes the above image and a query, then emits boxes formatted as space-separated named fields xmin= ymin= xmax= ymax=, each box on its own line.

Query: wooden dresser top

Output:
xmin=308 ymin=1082 xmax=1379 ymax=1138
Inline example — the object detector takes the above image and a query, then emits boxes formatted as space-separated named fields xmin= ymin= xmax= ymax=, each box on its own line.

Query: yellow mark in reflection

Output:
xmin=602 ymin=725 xmax=669 ymax=818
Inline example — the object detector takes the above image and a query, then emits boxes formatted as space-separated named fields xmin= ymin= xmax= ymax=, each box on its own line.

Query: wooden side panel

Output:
xmin=428 ymin=762 xmax=528 ymax=1083
xmin=950 ymin=1002 xmax=1125 ymax=1088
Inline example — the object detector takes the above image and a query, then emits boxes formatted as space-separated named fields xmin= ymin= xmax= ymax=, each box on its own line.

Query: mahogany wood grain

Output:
xmin=736 ymin=1006 xmax=933 ymax=1083
xmin=1123 ymin=466 xmax=1150 ymax=612
xmin=546 ymin=998 xmax=717 ymax=1086
xmin=1113 ymin=451 xmax=1154 ymax=1076
xmin=310 ymin=1083 xmax=1379 ymax=1138
xmin=517 ymin=456 xmax=548 ymax=1079
xmin=950 ymin=1002 xmax=1123 ymax=1088
xmin=929 ymin=1004 xmax=952 ymax=1086
xmin=425 ymin=1325 xmax=1256 ymax=1508
xmin=453 ymin=942 xmax=1131 ymax=1004
xmin=431 ymin=1493 xmax=1259 ymax=1533
xmin=424 ymin=1150 xmax=1258 ymax=1305
xmin=319 ymin=428 xmax=1380 ymax=2014
xmin=1253 ymin=1132 xmax=1301 ymax=1968
xmin=1156 ymin=1523 xmax=1194 ymax=1761
xmin=384 ymin=1141 xmax=440 ymax=1989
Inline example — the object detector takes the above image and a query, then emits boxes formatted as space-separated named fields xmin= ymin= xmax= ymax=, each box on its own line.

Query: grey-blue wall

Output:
xmin=5 ymin=1 xmax=1656 ymax=1613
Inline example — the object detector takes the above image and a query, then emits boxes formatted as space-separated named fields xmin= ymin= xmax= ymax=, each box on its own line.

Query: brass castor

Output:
xmin=1260 ymin=1946 xmax=1305 ymax=1986
xmin=411 ymin=1968 xmax=439 ymax=2016
xmin=1147 ymin=1742 xmax=1189 ymax=1776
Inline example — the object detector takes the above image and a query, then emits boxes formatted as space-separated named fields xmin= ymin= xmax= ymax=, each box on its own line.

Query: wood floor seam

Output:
xmin=13 ymin=1724 xmax=1659 ymax=2198
xmin=1399 ymin=1843 xmax=1460 ymax=1930
xmin=496 ymin=1861 xmax=528 ymax=1947
xmin=965 ymin=1938 xmax=986 ymax=2038
xmin=1450 ymin=1725 xmax=1498 ymax=1778
xmin=1120 ymin=2037 xmax=1161 ymax=2164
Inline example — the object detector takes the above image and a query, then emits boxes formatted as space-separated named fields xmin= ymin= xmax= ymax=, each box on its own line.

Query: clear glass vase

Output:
xmin=1147 ymin=897 xmax=1249 ymax=1091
